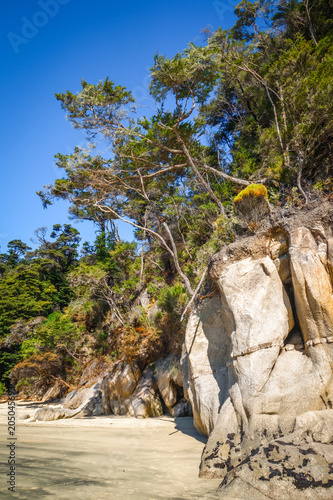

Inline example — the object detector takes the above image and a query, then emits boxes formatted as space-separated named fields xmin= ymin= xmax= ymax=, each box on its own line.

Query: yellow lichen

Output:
xmin=233 ymin=183 xmax=268 ymax=204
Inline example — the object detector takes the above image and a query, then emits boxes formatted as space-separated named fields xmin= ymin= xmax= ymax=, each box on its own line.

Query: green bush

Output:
xmin=157 ymin=283 xmax=187 ymax=316
xmin=0 ymin=381 xmax=6 ymax=396
xmin=23 ymin=312 xmax=83 ymax=355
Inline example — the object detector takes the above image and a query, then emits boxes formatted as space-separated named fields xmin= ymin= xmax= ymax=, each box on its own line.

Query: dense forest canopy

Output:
xmin=1 ymin=0 xmax=332 ymax=394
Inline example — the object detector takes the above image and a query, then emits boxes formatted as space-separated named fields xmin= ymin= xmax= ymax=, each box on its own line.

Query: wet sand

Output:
xmin=0 ymin=402 xmax=221 ymax=499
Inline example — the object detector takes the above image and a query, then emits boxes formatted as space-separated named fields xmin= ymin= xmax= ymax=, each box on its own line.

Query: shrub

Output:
xmin=157 ymin=283 xmax=187 ymax=317
xmin=112 ymin=324 xmax=162 ymax=363
xmin=233 ymin=183 xmax=270 ymax=226
xmin=10 ymin=352 xmax=65 ymax=398
xmin=233 ymin=183 xmax=268 ymax=204
xmin=0 ymin=381 xmax=6 ymax=396
xmin=33 ymin=311 xmax=83 ymax=351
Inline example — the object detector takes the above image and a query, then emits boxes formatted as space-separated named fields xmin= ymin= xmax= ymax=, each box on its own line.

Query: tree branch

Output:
xmin=162 ymin=221 xmax=194 ymax=296
xmin=180 ymin=267 xmax=208 ymax=322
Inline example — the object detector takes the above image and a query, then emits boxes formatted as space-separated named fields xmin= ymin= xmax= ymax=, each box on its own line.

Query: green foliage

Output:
xmin=0 ymin=351 xmax=21 ymax=387
xmin=0 ymin=240 xmax=32 ymax=269
xmin=0 ymin=264 xmax=57 ymax=336
xmin=157 ymin=283 xmax=187 ymax=317
xmin=203 ymin=2 xmax=333 ymax=189
xmin=69 ymin=262 xmax=106 ymax=298
xmin=0 ymin=380 xmax=6 ymax=395
xmin=150 ymin=43 xmax=218 ymax=104
xmin=94 ymin=230 xmax=116 ymax=263
xmin=3 ymin=0 xmax=333 ymax=387
xmin=20 ymin=338 xmax=39 ymax=360
xmin=23 ymin=311 xmax=83 ymax=355
xmin=55 ymin=77 xmax=134 ymax=138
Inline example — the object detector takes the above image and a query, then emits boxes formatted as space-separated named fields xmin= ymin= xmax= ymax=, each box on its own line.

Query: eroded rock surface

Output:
xmin=101 ymin=362 xmax=142 ymax=415
xmin=124 ymin=367 xmax=163 ymax=418
xmin=219 ymin=435 xmax=333 ymax=500
xmin=154 ymin=355 xmax=191 ymax=416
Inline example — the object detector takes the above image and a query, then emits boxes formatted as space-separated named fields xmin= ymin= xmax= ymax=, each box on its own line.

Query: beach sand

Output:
xmin=0 ymin=401 xmax=221 ymax=499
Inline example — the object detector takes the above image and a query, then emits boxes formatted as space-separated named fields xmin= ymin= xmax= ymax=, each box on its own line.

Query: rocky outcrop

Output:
xmin=218 ymin=410 xmax=333 ymax=499
xmin=101 ymin=361 xmax=142 ymax=415
xmin=101 ymin=358 xmax=190 ymax=418
xmin=218 ymin=435 xmax=333 ymax=500
xmin=101 ymin=363 xmax=163 ymax=418
xmin=124 ymin=367 xmax=163 ymax=418
xmin=181 ymin=202 xmax=333 ymax=498
xmin=33 ymin=381 xmax=103 ymax=421
xmin=181 ymin=294 xmax=232 ymax=435
xmin=31 ymin=354 xmax=190 ymax=421
xmin=155 ymin=355 xmax=192 ymax=417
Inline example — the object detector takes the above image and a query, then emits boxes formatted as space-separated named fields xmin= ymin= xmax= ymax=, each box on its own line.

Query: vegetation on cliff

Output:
xmin=1 ymin=0 xmax=332 ymax=395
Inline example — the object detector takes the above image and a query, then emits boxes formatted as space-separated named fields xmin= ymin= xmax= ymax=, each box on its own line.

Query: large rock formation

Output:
xmin=154 ymin=355 xmax=192 ymax=417
xmin=181 ymin=202 xmax=333 ymax=498
xmin=31 ymin=354 xmax=190 ymax=421
xmin=181 ymin=294 xmax=232 ymax=435
xmin=101 ymin=363 xmax=163 ymax=418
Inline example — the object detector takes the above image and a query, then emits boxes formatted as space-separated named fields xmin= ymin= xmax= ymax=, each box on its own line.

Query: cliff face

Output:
xmin=181 ymin=202 xmax=333 ymax=498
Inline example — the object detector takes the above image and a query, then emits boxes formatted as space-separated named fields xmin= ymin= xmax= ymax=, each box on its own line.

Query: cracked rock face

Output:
xmin=181 ymin=294 xmax=232 ymax=436
xmin=181 ymin=205 xmax=333 ymax=498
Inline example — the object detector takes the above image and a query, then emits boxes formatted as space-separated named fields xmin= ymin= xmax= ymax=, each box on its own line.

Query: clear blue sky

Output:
xmin=0 ymin=0 xmax=237 ymax=252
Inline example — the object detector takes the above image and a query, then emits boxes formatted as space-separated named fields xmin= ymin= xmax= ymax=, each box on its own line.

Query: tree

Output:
xmin=32 ymin=224 xmax=81 ymax=272
xmin=38 ymin=50 xmax=243 ymax=295
xmin=39 ymin=0 xmax=332 ymax=298
xmin=0 ymin=240 xmax=32 ymax=269
xmin=202 ymin=1 xmax=333 ymax=198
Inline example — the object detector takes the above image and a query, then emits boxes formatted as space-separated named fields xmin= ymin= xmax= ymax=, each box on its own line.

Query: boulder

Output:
xmin=171 ymin=398 xmax=192 ymax=418
xmin=327 ymin=236 xmax=333 ymax=281
xmin=218 ymin=255 xmax=294 ymax=413
xmin=199 ymin=396 xmax=243 ymax=478
xmin=294 ymin=409 xmax=333 ymax=444
xmin=289 ymin=227 xmax=333 ymax=345
xmin=42 ymin=382 xmax=66 ymax=402
xmin=33 ymin=406 xmax=74 ymax=421
xmin=100 ymin=363 xmax=163 ymax=418
xmin=154 ymin=355 xmax=183 ymax=410
xmin=198 ymin=254 xmax=294 ymax=477
xmin=34 ymin=381 xmax=104 ymax=420
xmin=124 ymin=367 xmax=163 ymax=418
xmin=101 ymin=362 xmax=141 ymax=415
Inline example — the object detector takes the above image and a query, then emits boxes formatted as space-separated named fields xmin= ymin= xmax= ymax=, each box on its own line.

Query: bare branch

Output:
xmin=162 ymin=221 xmax=194 ymax=295
xmin=180 ymin=267 xmax=208 ymax=322
xmin=305 ymin=0 xmax=318 ymax=46
xmin=94 ymin=202 xmax=194 ymax=295
xmin=173 ymin=127 xmax=225 ymax=215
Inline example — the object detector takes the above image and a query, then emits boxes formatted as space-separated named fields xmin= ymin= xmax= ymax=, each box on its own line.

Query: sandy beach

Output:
xmin=0 ymin=401 xmax=221 ymax=500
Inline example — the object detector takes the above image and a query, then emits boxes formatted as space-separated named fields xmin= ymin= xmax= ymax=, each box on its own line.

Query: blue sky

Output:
xmin=0 ymin=0 xmax=237 ymax=252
